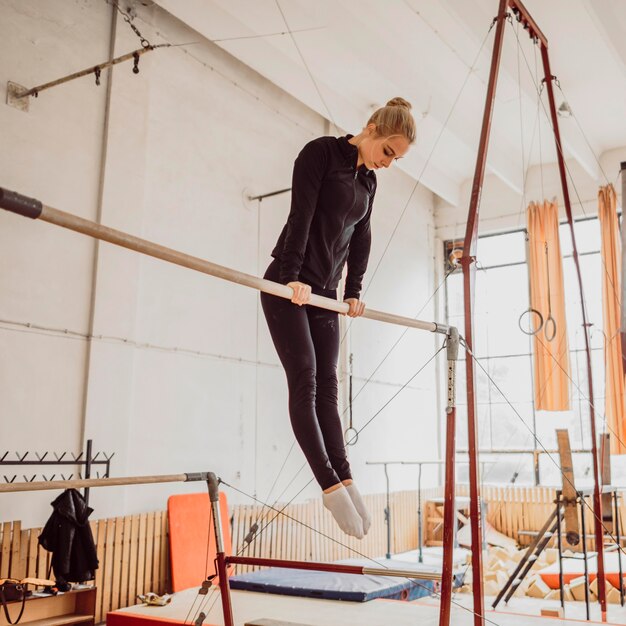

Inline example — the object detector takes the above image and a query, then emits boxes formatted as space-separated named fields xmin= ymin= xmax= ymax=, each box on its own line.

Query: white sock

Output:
xmin=344 ymin=482 xmax=371 ymax=535
xmin=322 ymin=486 xmax=364 ymax=539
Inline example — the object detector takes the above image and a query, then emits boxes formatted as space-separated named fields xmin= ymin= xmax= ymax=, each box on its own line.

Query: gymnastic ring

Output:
xmin=544 ymin=316 xmax=557 ymax=342
xmin=518 ymin=308 xmax=543 ymax=336
xmin=344 ymin=427 xmax=359 ymax=446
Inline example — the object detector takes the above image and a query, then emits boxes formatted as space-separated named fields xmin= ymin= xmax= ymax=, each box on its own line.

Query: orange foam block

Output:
xmin=168 ymin=491 xmax=232 ymax=592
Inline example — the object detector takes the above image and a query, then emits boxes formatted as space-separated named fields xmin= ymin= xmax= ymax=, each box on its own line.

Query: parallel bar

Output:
xmin=541 ymin=42 xmax=608 ymax=620
xmin=226 ymin=556 xmax=442 ymax=580
xmin=0 ymin=190 xmax=448 ymax=335
xmin=0 ymin=472 xmax=208 ymax=492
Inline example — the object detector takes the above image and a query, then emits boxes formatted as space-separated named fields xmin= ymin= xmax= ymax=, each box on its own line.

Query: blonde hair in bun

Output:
xmin=367 ymin=97 xmax=416 ymax=144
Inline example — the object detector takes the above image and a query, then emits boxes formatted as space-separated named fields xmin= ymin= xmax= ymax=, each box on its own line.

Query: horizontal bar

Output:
xmin=366 ymin=459 xmax=497 ymax=465
xmin=226 ymin=556 xmax=442 ymax=580
xmin=16 ymin=46 xmax=158 ymax=99
xmin=247 ymin=187 xmax=292 ymax=201
xmin=0 ymin=460 xmax=110 ymax=466
xmin=0 ymin=188 xmax=449 ymax=335
xmin=0 ymin=471 xmax=211 ymax=493
xmin=456 ymin=448 xmax=591 ymax=455
xmin=508 ymin=0 xmax=547 ymax=47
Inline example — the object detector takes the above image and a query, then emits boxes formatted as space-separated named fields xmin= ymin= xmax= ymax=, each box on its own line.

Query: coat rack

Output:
xmin=0 ymin=439 xmax=114 ymax=505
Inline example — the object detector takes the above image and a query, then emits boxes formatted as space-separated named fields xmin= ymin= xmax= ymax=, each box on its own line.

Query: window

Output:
xmin=446 ymin=218 xmax=609 ymax=486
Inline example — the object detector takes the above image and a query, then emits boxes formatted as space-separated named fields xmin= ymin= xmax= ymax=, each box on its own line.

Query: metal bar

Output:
xmin=208 ymin=474 xmax=234 ymax=626
xmin=384 ymin=463 xmax=391 ymax=559
xmin=216 ymin=553 xmax=233 ymax=626
xmin=439 ymin=327 xmax=460 ymax=626
xmin=616 ymin=491 xmax=624 ymax=605
xmin=247 ymin=188 xmax=291 ymax=201
xmin=496 ymin=509 xmax=558 ymax=606
xmin=540 ymin=43 xmax=608 ymax=620
xmin=502 ymin=519 xmax=557 ymax=604
xmin=533 ymin=450 xmax=540 ymax=486
xmin=440 ymin=453 xmax=457 ymax=619
xmin=418 ymin=463 xmax=424 ymax=564
xmin=461 ymin=2 xmax=509 ymax=621
xmin=0 ymin=460 xmax=110 ymax=466
xmin=580 ymin=492 xmax=590 ymax=621
xmin=557 ymin=492 xmax=565 ymax=610
xmin=508 ymin=0 xmax=548 ymax=46
xmin=0 ymin=189 xmax=449 ymax=335
xmin=225 ymin=556 xmax=442 ymax=580
xmin=456 ymin=448 xmax=591 ymax=455
xmin=15 ymin=46 xmax=158 ymax=99
xmin=366 ymin=459 xmax=497 ymax=464
xmin=619 ymin=161 xmax=626 ymax=375
xmin=84 ymin=438 xmax=93 ymax=505
xmin=524 ymin=231 xmax=540 ymax=486
xmin=0 ymin=472 xmax=209 ymax=492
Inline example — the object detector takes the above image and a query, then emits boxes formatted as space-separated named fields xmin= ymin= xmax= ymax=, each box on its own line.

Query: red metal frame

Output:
xmin=438 ymin=408 xmax=456 ymax=623
xmin=439 ymin=408 xmax=456 ymax=626
xmin=209 ymin=4 xmax=611 ymax=624
xmin=226 ymin=556 xmax=438 ymax=577
xmin=540 ymin=42 xmax=607 ymax=620
xmin=461 ymin=2 xmax=509 ymax=623
xmin=509 ymin=0 xmax=547 ymax=47
xmin=439 ymin=328 xmax=460 ymax=626
xmin=216 ymin=552 xmax=234 ymax=626
xmin=462 ymin=0 xmax=607 ymax=621
xmin=212 ymin=334 xmax=461 ymax=626
xmin=226 ymin=556 xmax=383 ymax=574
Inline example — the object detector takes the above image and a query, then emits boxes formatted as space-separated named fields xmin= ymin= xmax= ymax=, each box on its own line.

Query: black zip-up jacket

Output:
xmin=38 ymin=488 xmax=99 ymax=587
xmin=271 ymin=135 xmax=377 ymax=300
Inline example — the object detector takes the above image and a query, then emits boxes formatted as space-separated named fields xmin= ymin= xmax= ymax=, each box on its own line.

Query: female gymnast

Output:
xmin=261 ymin=98 xmax=416 ymax=538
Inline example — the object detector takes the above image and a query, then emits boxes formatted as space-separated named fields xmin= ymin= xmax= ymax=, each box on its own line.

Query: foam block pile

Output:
xmin=455 ymin=546 xmax=624 ymax=603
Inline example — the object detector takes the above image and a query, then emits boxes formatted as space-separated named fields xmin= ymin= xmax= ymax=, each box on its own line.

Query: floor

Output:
xmin=108 ymin=586 xmax=626 ymax=626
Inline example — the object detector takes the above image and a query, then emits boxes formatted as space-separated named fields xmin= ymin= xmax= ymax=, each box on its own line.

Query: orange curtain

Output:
xmin=527 ymin=200 xmax=571 ymax=410
xmin=598 ymin=184 xmax=626 ymax=454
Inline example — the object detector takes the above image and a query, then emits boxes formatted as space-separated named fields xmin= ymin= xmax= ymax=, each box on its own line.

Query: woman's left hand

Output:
xmin=344 ymin=298 xmax=365 ymax=318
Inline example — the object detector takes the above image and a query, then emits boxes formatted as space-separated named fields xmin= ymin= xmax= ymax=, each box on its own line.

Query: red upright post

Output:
xmin=540 ymin=46 xmax=608 ymax=621
xmin=208 ymin=473 xmax=235 ymax=626
xmin=461 ymin=2 xmax=509 ymax=624
xmin=439 ymin=328 xmax=460 ymax=626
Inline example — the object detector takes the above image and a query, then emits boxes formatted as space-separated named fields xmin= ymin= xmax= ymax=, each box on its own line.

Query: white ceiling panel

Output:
xmin=154 ymin=0 xmax=626 ymax=206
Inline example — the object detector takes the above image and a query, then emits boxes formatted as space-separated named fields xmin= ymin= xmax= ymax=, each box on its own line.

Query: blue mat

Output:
xmin=230 ymin=557 xmax=460 ymax=602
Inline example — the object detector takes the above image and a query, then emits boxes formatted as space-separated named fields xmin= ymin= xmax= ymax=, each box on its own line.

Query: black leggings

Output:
xmin=260 ymin=259 xmax=352 ymax=490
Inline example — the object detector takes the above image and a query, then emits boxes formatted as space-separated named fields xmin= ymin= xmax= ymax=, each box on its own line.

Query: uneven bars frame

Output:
xmin=0 ymin=189 xmax=459 ymax=625
xmin=1 ymin=471 xmax=445 ymax=626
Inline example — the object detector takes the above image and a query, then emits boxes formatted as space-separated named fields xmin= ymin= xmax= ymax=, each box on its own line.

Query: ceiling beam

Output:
xmin=154 ymin=0 xmax=462 ymax=204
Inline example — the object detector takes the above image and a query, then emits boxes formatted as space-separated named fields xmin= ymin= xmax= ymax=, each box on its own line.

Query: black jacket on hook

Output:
xmin=38 ymin=489 xmax=99 ymax=588
xmin=271 ymin=135 xmax=377 ymax=300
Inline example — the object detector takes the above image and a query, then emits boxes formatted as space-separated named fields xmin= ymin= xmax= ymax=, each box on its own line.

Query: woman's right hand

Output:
xmin=287 ymin=281 xmax=312 ymax=306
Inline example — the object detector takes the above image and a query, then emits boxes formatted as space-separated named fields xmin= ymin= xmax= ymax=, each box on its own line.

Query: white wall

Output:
xmin=0 ymin=0 xmax=441 ymax=527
